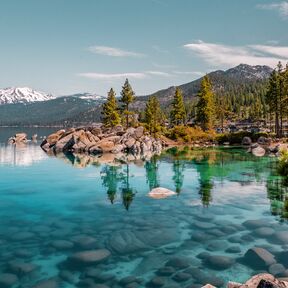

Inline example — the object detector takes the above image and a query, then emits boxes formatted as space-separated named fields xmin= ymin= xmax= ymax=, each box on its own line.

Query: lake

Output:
xmin=0 ymin=128 xmax=287 ymax=288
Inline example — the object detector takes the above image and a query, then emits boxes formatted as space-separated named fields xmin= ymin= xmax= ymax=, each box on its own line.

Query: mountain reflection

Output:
xmin=0 ymin=144 xmax=48 ymax=166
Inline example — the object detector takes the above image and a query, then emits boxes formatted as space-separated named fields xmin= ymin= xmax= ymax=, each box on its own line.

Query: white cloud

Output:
xmin=145 ymin=71 xmax=171 ymax=76
xmin=183 ymin=40 xmax=288 ymax=67
xmin=257 ymin=1 xmax=288 ymax=18
xmin=173 ymin=71 xmax=204 ymax=76
xmin=78 ymin=72 xmax=147 ymax=80
xmin=249 ymin=44 xmax=288 ymax=58
xmin=88 ymin=46 xmax=145 ymax=57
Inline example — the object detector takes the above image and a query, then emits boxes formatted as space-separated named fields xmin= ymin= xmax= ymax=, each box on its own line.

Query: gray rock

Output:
xmin=252 ymin=146 xmax=266 ymax=157
xmin=50 ymin=240 xmax=74 ymax=250
xmin=243 ymin=247 xmax=276 ymax=269
xmin=205 ymin=255 xmax=235 ymax=270
xmin=242 ymin=137 xmax=252 ymax=146
xmin=107 ymin=230 xmax=148 ymax=254
xmin=0 ymin=273 xmax=18 ymax=287
xmin=156 ymin=266 xmax=175 ymax=276
xmin=254 ymin=227 xmax=275 ymax=237
xmin=172 ymin=272 xmax=192 ymax=282
xmin=72 ymin=235 xmax=98 ymax=249
xmin=32 ymin=279 xmax=59 ymax=288
xmin=243 ymin=219 xmax=269 ymax=229
xmin=10 ymin=231 xmax=35 ymax=241
xmin=165 ymin=257 xmax=190 ymax=269
xmin=269 ymin=263 xmax=286 ymax=276
xmin=67 ymin=249 xmax=111 ymax=267
xmin=8 ymin=261 xmax=38 ymax=276
xmin=273 ymin=231 xmax=288 ymax=244
xmin=225 ymin=246 xmax=241 ymax=254
xmin=148 ymin=276 xmax=165 ymax=287
xmin=134 ymin=126 xmax=144 ymax=138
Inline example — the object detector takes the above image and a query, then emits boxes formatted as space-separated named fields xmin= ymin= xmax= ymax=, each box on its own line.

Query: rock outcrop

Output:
xmin=41 ymin=125 xmax=165 ymax=156
xmin=227 ymin=273 xmax=288 ymax=288
xmin=8 ymin=133 xmax=28 ymax=144
xmin=244 ymin=136 xmax=285 ymax=157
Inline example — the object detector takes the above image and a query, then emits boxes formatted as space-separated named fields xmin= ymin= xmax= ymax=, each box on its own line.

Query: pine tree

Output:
xmin=144 ymin=95 xmax=164 ymax=135
xmin=120 ymin=79 xmax=135 ymax=128
xmin=170 ymin=87 xmax=186 ymax=126
xmin=101 ymin=88 xmax=121 ymax=127
xmin=266 ymin=69 xmax=281 ymax=137
xmin=196 ymin=75 xmax=215 ymax=131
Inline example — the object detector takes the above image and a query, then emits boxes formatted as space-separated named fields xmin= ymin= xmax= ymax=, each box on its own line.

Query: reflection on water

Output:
xmin=0 ymin=144 xmax=288 ymax=287
xmin=0 ymin=143 xmax=48 ymax=166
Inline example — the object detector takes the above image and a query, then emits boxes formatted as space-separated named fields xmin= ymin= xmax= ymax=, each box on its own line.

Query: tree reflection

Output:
xmin=193 ymin=156 xmax=213 ymax=207
xmin=145 ymin=156 xmax=160 ymax=190
xmin=121 ymin=164 xmax=136 ymax=211
xmin=267 ymin=176 xmax=288 ymax=220
xmin=101 ymin=164 xmax=136 ymax=210
xmin=173 ymin=159 xmax=185 ymax=195
xmin=101 ymin=165 xmax=121 ymax=204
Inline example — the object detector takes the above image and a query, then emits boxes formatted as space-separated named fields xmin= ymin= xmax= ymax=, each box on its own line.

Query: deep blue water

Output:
xmin=0 ymin=128 xmax=288 ymax=288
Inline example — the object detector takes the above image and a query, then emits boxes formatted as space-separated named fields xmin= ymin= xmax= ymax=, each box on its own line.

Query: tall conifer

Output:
xmin=196 ymin=75 xmax=215 ymax=131
xmin=101 ymin=88 xmax=121 ymax=127
xmin=170 ymin=87 xmax=186 ymax=126
xmin=120 ymin=79 xmax=135 ymax=128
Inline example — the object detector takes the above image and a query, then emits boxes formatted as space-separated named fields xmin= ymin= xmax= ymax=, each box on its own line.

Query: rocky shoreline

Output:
xmin=40 ymin=125 xmax=168 ymax=156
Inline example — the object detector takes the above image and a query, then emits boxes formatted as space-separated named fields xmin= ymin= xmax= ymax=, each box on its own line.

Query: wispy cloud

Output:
xmin=257 ymin=1 xmax=288 ymax=19
xmin=173 ymin=71 xmax=204 ymax=77
xmin=78 ymin=72 xmax=147 ymax=80
xmin=183 ymin=40 xmax=288 ymax=67
xmin=88 ymin=46 xmax=145 ymax=57
xmin=78 ymin=70 xmax=204 ymax=81
xmin=145 ymin=71 xmax=171 ymax=76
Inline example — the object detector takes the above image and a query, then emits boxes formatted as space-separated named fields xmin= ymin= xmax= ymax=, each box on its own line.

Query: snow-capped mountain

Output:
xmin=224 ymin=64 xmax=273 ymax=80
xmin=0 ymin=87 xmax=54 ymax=105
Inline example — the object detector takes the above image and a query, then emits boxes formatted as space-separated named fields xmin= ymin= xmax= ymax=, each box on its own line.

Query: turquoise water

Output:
xmin=0 ymin=134 xmax=288 ymax=287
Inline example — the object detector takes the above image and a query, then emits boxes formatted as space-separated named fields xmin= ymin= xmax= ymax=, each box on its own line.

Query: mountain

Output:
xmin=0 ymin=94 xmax=105 ymax=126
xmin=0 ymin=87 xmax=54 ymax=105
xmin=0 ymin=64 xmax=273 ymax=126
xmin=132 ymin=64 xmax=273 ymax=108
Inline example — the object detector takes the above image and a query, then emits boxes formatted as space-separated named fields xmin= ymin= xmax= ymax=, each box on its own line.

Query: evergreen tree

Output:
xmin=101 ymin=88 xmax=121 ymax=127
xmin=196 ymin=75 xmax=215 ymax=131
xmin=144 ymin=95 xmax=164 ymax=135
xmin=101 ymin=165 xmax=120 ymax=204
xmin=170 ymin=87 xmax=186 ymax=126
xmin=120 ymin=79 xmax=135 ymax=128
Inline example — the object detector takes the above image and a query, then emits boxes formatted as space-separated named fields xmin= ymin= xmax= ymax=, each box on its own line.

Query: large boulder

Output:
xmin=258 ymin=136 xmax=271 ymax=146
xmin=148 ymin=187 xmax=177 ymax=199
xmin=242 ymin=137 xmax=252 ymax=146
xmin=134 ymin=126 xmax=144 ymax=138
xmin=8 ymin=133 xmax=28 ymax=144
xmin=67 ymin=249 xmax=111 ymax=268
xmin=243 ymin=247 xmax=276 ymax=269
xmin=227 ymin=273 xmax=288 ymax=288
xmin=252 ymin=146 xmax=266 ymax=157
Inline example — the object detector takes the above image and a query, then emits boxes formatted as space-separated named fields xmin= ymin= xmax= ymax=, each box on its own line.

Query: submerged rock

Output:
xmin=243 ymin=247 xmax=276 ymax=269
xmin=148 ymin=187 xmax=177 ymax=199
xmin=0 ymin=273 xmax=18 ymax=287
xmin=204 ymin=255 xmax=235 ymax=270
xmin=67 ymin=249 xmax=111 ymax=267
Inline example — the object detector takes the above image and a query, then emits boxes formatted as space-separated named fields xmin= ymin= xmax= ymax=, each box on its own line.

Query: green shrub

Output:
xmin=167 ymin=126 xmax=216 ymax=143
xmin=278 ymin=150 xmax=288 ymax=177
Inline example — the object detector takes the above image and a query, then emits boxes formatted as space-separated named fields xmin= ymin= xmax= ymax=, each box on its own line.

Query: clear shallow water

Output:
xmin=0 ymin=138 xmax=288 ymax=287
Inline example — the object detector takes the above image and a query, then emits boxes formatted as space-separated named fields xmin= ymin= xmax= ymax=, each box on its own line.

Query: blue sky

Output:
xmin=1 ymin=0 xmax=288 ymax=96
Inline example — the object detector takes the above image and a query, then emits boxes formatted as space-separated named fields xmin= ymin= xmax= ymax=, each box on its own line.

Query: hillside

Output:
xmin=0 ymin=64 xmax=272 ymax=126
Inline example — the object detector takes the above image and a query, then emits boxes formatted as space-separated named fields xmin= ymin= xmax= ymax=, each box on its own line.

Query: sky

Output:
xmin=0 ymin=0 xmax=288 ymax=97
